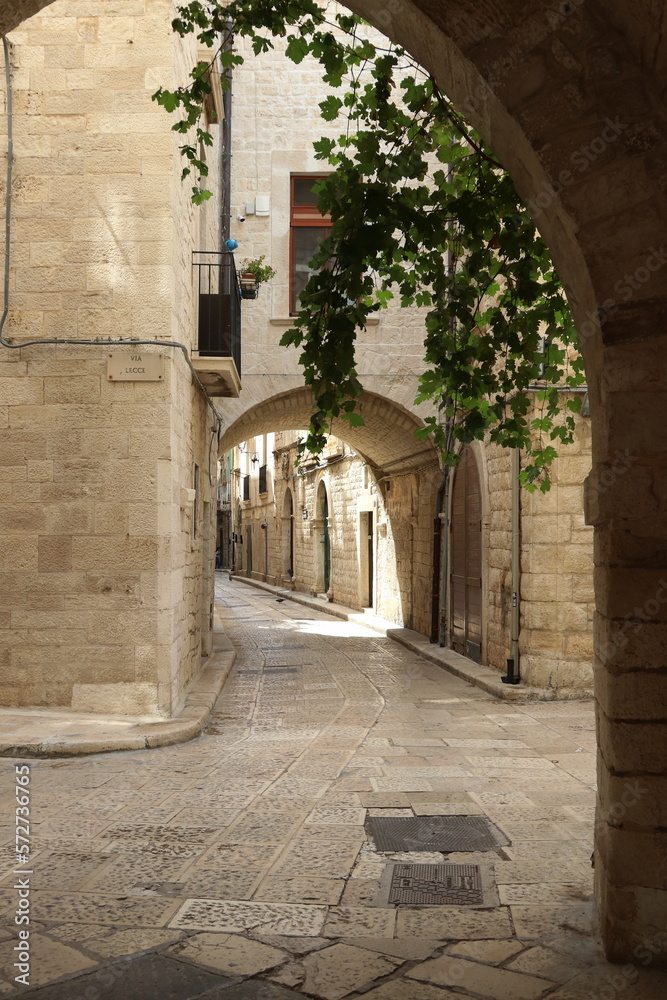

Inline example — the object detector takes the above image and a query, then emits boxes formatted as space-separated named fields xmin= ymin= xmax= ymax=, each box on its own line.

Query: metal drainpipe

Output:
xmin=435 ymin=211 xmax=455 ymax=648
xmin=430 ymin=466 xmax=450 ymax=644
xmin=220 ymin=23 xmax=233 ymax=245
xmin=431 ymin=471 xmax=446 ymax=642
xmin=503 ymin=448 xmax=522 ymax=683
xmin=438 ymin=465 xmax=451 ymax=647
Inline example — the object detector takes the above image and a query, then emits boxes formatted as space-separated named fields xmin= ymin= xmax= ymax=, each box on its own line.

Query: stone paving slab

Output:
xmin=12 ymin=954 xmax=231 ymax=1000
xmin=169 ymin=900 xmax=328 ymax=937
xmin=166 ymin=933 xmax=287 ymax=977
xmin=407 ymin=953 xmax=557 ymax=999
xmin=300 ymin=943 xmax=400 ymax=1000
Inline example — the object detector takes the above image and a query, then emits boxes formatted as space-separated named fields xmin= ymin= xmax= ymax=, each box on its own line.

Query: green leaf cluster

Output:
xmin=156 ymin=1 xmax=585 ymax=488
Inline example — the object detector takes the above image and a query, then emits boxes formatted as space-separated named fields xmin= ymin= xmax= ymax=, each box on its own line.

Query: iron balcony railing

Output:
xmin=193 ymin=251 xmax=242 ymax=375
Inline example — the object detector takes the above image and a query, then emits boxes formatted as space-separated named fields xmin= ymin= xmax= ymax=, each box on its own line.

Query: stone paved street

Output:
xmin=1 ymin=578 xmax=665 ymax=999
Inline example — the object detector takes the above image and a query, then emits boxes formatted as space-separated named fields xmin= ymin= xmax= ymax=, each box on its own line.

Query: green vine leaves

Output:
xmin=153 ymin=1 xmax=585 ymax=490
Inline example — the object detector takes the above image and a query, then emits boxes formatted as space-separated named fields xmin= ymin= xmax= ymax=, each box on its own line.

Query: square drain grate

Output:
xmin=365 ymin=814 xmax=509 ymax=852
xmin=388 ymin=863 xmax=483 ymax=905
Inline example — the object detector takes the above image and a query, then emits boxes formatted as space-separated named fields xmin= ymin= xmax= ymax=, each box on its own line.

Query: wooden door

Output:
xmin=323 ymin=491 xmax=330 ymax=592
xmin=246 ymin=525 xmax=253 ymax=576
xmin=367 ymin=511 xmax=374 ymax=608
xmin=450 ymin=447 xmax=482 ymax=662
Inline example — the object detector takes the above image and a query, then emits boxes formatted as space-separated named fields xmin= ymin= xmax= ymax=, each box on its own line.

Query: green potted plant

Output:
xmin=239 ymin=255 xmax=277 ymax=298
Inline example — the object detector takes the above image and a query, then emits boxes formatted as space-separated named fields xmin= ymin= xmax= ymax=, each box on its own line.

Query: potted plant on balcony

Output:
xmin=239 ymin=255 xmax=277 ymax=299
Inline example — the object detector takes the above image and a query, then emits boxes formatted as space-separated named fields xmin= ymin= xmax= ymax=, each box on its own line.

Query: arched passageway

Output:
xmin=220 ymin=387 xmax=442 ymax=634
xmin=4 ymin=0 xmax=667 ymax=963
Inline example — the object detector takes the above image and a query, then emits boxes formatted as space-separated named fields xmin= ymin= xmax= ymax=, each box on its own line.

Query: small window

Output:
xmin=242 ymin=474 xmax=250 ymax=502
xmin=258 ymin=464 xmax=268 ymax=495
xmin=290 ymin=174 xmax=331 ymax=315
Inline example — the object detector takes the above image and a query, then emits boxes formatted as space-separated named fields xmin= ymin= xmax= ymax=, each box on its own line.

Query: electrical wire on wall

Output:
xmin=0 ymin=34 xmax=224 ymax=439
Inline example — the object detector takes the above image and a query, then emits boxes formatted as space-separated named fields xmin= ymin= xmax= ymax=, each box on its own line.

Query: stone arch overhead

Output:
xmin=1 ymin=0 xmax=53 ymax=33
xmin=218 ymin=386 xmax=439 ymax=477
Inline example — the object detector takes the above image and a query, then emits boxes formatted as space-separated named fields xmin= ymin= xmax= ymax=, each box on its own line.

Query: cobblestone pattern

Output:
xmin=1 ymin=579 xmax=658 ymax=999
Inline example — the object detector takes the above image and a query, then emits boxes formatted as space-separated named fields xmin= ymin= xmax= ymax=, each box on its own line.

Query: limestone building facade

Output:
xmin=0 ymin=0 xmax=233 ymax=716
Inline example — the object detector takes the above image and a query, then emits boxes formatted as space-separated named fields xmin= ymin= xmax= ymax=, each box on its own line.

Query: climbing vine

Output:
xmin=153 ymin=0 xmax=585 ymax=490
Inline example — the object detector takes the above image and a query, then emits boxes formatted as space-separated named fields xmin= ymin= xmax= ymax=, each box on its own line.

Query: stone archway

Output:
xmin=4 ymin=0 xmax=667 ymax=963
xmin=220 ymin=386 xmax=442 ymax=633
xmin=219 ymin=387 xmax=437 ymax=477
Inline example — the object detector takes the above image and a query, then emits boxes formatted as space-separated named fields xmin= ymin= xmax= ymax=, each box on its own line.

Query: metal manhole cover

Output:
xmin=388 ymin=863 xmax=483 ymax=905
xmin=365 ymin=815 xmax=509 ymax=852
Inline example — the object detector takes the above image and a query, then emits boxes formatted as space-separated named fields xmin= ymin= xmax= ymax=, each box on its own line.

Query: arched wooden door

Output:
xmin=450 ymin=447 xmax=482 ymax=663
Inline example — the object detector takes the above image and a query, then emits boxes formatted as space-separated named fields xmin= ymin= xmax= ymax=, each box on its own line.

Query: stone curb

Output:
xmin=0 ymin=632 xmax=236 ymax=758
xmin=386 ymin=628 xmax=592 ymax=702
xmin=232 ymin=573 xmax=593 ymax=703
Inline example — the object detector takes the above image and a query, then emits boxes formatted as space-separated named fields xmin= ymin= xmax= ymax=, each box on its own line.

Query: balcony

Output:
xmin=192 ymin=251 xmax=242 ymax=397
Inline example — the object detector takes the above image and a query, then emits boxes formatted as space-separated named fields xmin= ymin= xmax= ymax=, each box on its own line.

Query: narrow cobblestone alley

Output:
xmin=1 ymin=578 xmax=666 ymax=999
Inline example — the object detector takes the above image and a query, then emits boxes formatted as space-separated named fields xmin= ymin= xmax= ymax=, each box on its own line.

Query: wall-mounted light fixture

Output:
xmin=255 ymin=194 xmax=270 ymax=216
xmin=581 ymin=391 xmax=591 ymax=417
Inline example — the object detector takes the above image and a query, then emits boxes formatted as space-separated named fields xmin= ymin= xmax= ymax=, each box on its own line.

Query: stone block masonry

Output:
xmin=0 ymin=0 xmax=225 ymax=716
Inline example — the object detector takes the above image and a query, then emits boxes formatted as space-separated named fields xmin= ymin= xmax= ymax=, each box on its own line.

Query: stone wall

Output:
xmin=484 ymin=442 xmax=513 ymax=673
xmin=520 ymin=409 xmax=594 ymax=692
xmin=0 ymin=0 xmax=223 ymax=715
xmin=461 ymin=410 xmax=594 ymax=694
